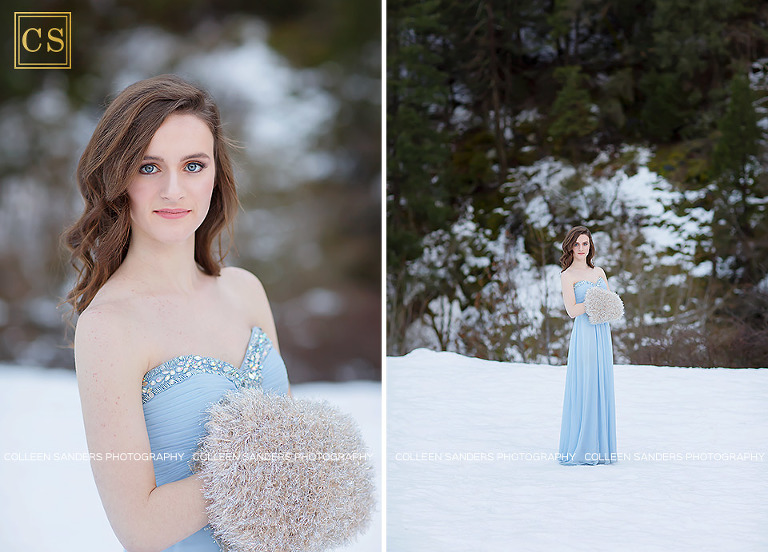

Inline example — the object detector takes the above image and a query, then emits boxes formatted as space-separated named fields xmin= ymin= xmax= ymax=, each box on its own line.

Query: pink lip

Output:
xmin=154 ymin=209 xmax=191 ymax=219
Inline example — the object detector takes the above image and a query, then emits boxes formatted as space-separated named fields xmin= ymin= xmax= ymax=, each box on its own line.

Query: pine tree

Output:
xmin=548 ymin=65 xmax=597 ymax=160
xmin=709 ymin=74 xmax=767 ymax=286
xmin=386 ymin=0 xmax=454 ymax=353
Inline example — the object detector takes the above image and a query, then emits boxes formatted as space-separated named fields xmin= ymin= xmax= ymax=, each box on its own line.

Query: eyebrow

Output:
xmin=142 ymin=153 xmax=212 ymax=162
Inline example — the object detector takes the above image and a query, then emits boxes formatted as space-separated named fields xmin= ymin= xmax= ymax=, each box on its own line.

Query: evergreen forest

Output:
xmin=387 ymin=0 xmax=768 ymax=367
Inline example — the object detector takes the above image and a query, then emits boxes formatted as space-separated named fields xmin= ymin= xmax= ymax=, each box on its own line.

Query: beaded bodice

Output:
xmin=137 ymin=326 xmax=288 ymax=549
xmin=141 ymin=327 xmax=272 ymax=404
xmin=573 ymin=276 xmax=606 ymax=303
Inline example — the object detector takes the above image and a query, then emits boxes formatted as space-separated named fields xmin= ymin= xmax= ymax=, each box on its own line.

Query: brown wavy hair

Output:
xmin=559 ymin=226 xmax=595 ymax=271
xmin=62 ymin=74 xmax=240 ymax=315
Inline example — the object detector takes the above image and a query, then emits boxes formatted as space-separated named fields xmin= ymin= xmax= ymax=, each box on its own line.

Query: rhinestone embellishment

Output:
xmin=141 ymin=328 xmax=271 ymax=404
xmin=574 ymin=277 xmax=604 ymax=289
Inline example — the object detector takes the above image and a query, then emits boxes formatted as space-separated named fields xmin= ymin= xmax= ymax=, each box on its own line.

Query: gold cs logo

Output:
xmin=14 ymin=12 xmax=71 ymax=69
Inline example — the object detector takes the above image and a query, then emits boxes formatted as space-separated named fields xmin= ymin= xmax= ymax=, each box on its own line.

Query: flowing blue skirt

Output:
xmin=558 ymin=311 xmax=617 ymax=465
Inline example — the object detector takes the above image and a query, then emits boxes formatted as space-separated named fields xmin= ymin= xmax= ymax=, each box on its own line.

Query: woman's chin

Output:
xmin=133 ymin=228 xmax=199 ymax=247
xmin=132 ymin=218 xmax=205 ymax=246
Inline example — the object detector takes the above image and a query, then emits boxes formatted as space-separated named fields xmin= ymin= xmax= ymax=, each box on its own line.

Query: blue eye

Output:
xmin=185 ymin=161 xmax=205 ymax=173
xmin=139 ymin=164 xmax=158 ymax=175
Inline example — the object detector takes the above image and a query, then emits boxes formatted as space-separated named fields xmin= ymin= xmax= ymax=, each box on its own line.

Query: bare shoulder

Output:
xmin=595 ymin=266 xmax=608 ymax=279
xmin=219 ymin=266 xmax=274 ymax=326
xmin=220 ymin=266 xmax=281 ymax=351
xmin=220 ymin=266 xmax=268 ymax=302
xmin=221 ymin=265 xmax=265 ymax=288
xmin=74 ymin=291 xmax=146 ymax=382
xmin=75 ymin=303 xmax=133 ymax=354
xmin=560 ymin=267 xmax=574 ymax=284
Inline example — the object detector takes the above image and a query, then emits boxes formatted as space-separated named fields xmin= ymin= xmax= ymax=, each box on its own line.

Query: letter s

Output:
xmin=22 ymin=28 xmax=42 ymax=52
xmin=47 ymin=28 xmax=64 ymax=52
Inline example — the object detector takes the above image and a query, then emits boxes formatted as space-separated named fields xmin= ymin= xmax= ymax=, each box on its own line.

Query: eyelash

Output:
xmin=138 ymin=161 xmax=207 ymax=175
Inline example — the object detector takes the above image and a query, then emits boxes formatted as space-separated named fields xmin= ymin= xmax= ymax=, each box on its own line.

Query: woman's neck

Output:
xmin=118 ymin=233 xmax=205 ymax=295
xmin=570 ymin=258 xmax=590 ymax=271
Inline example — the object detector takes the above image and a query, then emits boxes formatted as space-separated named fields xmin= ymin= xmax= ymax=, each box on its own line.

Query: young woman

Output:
xmin=64 ymin=75 xmax=290 ymax=550
xmin=557 ymin=225 xmax=617 ymax=465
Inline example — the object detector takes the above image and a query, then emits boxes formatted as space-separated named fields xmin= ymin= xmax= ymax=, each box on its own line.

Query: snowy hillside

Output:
xmin=387 ymin=349 xmax=768 ymax=551
xmin=0 ymin=365 xmax=381 ymax=552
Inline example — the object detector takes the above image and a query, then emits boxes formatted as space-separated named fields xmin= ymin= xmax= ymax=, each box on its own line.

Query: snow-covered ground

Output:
xmin=387 ymin=349 xmax=768 ymax=551
xmin=0 ymin=365 xmax=381 ymax=552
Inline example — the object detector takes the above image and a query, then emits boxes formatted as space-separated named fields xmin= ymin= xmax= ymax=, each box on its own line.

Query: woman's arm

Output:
xmin=560 ymin=272 xmax=586 ymax=318
xmin=75 ymin=308 xmax=209 ymax=552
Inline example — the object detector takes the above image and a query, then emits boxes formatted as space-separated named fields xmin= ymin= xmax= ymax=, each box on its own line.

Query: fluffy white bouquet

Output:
xmin=192 ymin=388 xmax=375 ymax=552
xmin=583 ymin=287 xmax=624 ymax=325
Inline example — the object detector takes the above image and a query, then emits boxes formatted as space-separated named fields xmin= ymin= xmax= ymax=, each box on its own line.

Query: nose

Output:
xmin=160 ymin=170 xmax=184 ymax=201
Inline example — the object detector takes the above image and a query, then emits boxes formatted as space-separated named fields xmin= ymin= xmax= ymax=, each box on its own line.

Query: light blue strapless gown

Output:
xmin=140 ymin=326 xmax=290 ymax=551
xmin=558 ymin=277 xmax=617 ymax=465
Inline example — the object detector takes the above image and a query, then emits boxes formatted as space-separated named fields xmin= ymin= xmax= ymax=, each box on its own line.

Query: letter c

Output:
xmin=22 ymin=28 xmax=42 ymax=52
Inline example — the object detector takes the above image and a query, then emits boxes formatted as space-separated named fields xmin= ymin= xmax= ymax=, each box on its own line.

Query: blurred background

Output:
xmin=0 ymin=0 xmax=381 ymax=382
xmin=387 ymin=0 xmax=768 ymax=368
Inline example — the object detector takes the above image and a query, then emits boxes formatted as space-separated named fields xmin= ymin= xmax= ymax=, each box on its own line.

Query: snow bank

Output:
xmin=387 ymin=349 xmax=768 ymax=551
